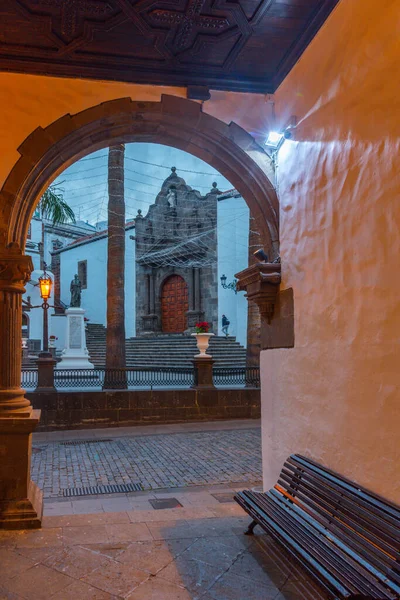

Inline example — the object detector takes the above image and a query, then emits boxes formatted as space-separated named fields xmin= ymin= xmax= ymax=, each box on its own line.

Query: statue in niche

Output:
xmin=70 ymin=274 xmax=82 ymax=307
xmin=166 ymin=187 xmax=177 ymax=207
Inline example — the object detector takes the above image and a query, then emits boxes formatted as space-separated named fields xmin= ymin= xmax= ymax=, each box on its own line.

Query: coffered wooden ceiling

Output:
xmin=0 ymin=0 xmax=339 ymax=93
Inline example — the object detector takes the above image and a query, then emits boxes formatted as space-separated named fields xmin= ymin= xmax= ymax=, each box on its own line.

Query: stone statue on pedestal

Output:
xmin=70 ymin=274 xmax=81 ymax=307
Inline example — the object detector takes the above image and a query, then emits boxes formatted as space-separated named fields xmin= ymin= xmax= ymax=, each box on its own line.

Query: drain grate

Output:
xmin=63 ymin=482 xmax=143 ymax=497
xmin=61 ymin=439 xmax=114 ymax=446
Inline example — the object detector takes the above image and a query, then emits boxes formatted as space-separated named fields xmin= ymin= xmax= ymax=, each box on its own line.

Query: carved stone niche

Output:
xmin=235 ymin=263 xmax=281 ymax=324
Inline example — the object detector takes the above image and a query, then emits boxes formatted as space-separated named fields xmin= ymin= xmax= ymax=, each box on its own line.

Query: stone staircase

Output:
xmin=86 ymin=323 xmax=247 ymax=368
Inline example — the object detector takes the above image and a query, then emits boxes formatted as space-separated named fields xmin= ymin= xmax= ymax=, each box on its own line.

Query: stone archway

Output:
xmin=0 ymin=94 xmax=279 ymax=529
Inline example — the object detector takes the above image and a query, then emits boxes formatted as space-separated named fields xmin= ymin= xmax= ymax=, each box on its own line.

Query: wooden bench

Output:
xmin=234 ymin=454 xmax=400 ymax=599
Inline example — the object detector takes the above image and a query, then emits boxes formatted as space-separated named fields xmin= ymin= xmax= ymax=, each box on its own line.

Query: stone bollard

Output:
xmin=35 ymin=352 xmax=56 ymax=392
xmin=192 ymin=357 xmax=215 ymax=389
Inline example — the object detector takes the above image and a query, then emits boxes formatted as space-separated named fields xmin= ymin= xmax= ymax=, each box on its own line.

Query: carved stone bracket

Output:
xmin=0 ymin=243 xmax=34 ymax=294
xmin=235 ymin=262 xmax=281 ymax=324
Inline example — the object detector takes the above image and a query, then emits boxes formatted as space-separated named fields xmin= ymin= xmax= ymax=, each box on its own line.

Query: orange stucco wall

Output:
xmin=262 ymin=0 xmax=400 ymax=501
xmin=0 ymin=73 xmax=273 ymax=190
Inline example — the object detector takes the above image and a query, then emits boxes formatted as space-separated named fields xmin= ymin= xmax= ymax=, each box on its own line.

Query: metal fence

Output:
xmin=21 ymin=366 xmax=260 ymax=390
xmin=212 ymin=367 xmax=260 ymax=388
xmin=21 ymin=369 xmax=38 ymax=389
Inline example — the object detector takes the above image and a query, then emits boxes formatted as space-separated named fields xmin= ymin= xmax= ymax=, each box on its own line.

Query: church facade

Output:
xmin=24 ymin=169 xmax=250 ymax=351
xmin=135 ymin=167 xmax=219 ymax=336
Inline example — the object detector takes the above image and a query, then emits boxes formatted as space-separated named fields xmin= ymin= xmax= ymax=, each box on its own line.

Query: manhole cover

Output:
xmin=62 ymin=482 xmax=143 ymax=497
xmin=149 ymin=498 xmax=183 ymax=510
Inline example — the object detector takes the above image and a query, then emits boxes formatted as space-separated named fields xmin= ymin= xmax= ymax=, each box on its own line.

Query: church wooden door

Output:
xmin=161 ymin=275 xmax=189 ymax=333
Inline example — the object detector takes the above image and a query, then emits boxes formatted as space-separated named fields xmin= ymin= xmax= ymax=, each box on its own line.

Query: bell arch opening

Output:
xmin=0 ymin=95 xmax=279 ymax=258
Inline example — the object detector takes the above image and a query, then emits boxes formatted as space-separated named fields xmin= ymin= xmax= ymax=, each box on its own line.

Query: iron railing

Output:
xmin=212 ymin=367 xmax=260 ymax=388
xmin=21 ymin=368 xmax=38 ymax=389
xmin=21 ymin=366 xmax=259 ymax=390
xmin=55 ymin=367 xmax=196 ymax=389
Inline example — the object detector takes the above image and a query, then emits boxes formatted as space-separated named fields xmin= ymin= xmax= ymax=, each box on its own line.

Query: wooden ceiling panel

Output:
xmin=0 ymin=0 xmax=340 ymax=93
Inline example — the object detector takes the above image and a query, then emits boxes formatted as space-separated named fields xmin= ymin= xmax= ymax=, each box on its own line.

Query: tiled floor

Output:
xmin=0 ymin=500 xmax=329 ymax=600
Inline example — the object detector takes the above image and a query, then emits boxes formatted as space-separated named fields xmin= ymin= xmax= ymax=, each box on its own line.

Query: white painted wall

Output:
xmin=59 ymin=228 xmax=136 ymax=337
xmin=217 ymin=196 xmax=249 ymax=347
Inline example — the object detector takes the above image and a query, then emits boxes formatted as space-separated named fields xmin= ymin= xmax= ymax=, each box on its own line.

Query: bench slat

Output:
xmin=279 ymin=466 xmax=400 ymax=554
xmin=268 ymin=489 xmax=400 ymax=597
xmin=234 ymin=455 xmax=400 ymax=600
xmin=250 ymin=490 xmax=397 ymax=599
xmin=277 ymin=471 xmax=400 ymax=579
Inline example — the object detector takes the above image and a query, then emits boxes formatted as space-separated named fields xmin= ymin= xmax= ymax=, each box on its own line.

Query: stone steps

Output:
xmin=86 ymin=323 xmax=247 ymax=368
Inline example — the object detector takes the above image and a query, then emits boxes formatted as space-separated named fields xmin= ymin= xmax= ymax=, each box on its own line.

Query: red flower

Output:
xmin=195 ymin=321 xmax=210 ymax=333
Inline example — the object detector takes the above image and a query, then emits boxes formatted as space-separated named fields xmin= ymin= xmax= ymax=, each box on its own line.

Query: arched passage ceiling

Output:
xmin=0 ymin=0 xmax=339 ymax=93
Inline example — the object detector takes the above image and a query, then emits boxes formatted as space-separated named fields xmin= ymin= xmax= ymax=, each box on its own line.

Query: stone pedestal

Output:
xmin=57 ymin=307 xmax=94 ymax=370
xmin=36 ymin=352 xmax=56 ymax=392
xmin=193 ymin=357 xmax=215 ymax=389
xmin=0 ymin=412 xmax=43 ymax=529
xmin=0 ymin=243 xmax=43 ymax=529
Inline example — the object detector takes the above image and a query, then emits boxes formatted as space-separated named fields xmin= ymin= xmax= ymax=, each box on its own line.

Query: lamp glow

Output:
xmin=38 ymin=270 xmax=52 ymax=301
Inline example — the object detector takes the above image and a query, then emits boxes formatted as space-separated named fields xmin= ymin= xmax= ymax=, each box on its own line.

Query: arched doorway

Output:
xmin=0 ymin=95 xmax=279 ymax=529
xmin=161 ymin=275 xmax=189 ymax=333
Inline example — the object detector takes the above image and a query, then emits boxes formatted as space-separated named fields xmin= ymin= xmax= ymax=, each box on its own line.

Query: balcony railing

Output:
xmin=212 ymin=367 xmax=260 ymax=388
xmin=21 ymin=366 xmax=260 ymax=390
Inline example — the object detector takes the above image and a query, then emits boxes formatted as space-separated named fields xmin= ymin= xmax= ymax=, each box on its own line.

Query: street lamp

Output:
xmin=220 ymin=274 xmax=238 ymax=294
xmin=38 ymin=264 xmax=52 ymax=353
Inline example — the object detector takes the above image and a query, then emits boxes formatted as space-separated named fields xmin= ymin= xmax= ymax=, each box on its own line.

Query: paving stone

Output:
xmin=178 ymin=537 xmax=242 ymax=569
xmin=147 ymin=520 xmax=199 ymax=541
xmin=206 ymin=571 xmax=279 ymax=600
xmin=31 ymin=429 xmax=262 ymax=499
xmin=14 ymin=528 xmax=63 ymax=549
xmin=105 ymin=523 xmax=153 ymax=543
xmin=49 ymin=579 xmax=117 ymax=599
xmin=4 ymin=564 xmax=73 ymax=600
xmin=62 ymin=525 xmax=110 ymax=545
xmin=0 ymin=548 xmax=36 ymax=580
xmin=43 ymin=545 xmax=111 ymax=579
xmin=157 ymin=555 xmax=222 ymax=596
xmin=82 ymin=560 xmax=149 ymax=598
xmin=126 ymin=577 xmax=192 ymax=600
xmin=116 ymin=539 xmax=189 ymax=574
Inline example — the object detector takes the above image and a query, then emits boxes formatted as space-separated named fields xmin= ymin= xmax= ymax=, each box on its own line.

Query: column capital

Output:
xmin=0 ymin=243 xmax=33 ymax=294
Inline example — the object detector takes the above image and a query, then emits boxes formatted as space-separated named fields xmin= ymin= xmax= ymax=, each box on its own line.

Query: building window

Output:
xmin=27 ymin=224 xmax=32 ymax=239
xmin=78 ymin=260 xmax=87 ymax=289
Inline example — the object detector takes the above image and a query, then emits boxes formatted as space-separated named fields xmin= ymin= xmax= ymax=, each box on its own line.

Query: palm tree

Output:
xmin=39 ymin=183 xmax=76 ymax=225
xmin=105 ymin=144 xmax=127 ymax=388
xmin=246 ymin=212 xmax=261 ymax=368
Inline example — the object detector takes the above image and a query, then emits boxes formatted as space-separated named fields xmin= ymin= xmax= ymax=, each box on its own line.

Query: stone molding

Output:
xmin=0 ymin=95 xmax=279 ymax=259
xmin=235 ymin=262 xmax=281 ymax=324
xmin=0 ymin=243 xmax=34 ymax=294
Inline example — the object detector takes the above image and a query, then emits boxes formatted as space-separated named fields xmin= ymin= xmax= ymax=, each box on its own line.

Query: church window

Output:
xmin=78 ymin=260 xmax=87 ymax=289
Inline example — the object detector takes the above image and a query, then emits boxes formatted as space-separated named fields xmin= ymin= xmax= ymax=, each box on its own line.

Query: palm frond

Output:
xmin=39 ymin=185 xmax=76 ymax=225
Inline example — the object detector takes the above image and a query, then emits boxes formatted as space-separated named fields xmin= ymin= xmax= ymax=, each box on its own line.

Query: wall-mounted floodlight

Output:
xmin=265 ymin=131 xmax=284 ymax=147
xmin=265 ymin=116 xmax=297 ymax=150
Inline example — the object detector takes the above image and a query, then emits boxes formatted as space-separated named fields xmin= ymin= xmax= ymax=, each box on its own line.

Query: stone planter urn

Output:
xmin=192 ymin=333 xmax=214 ymax=358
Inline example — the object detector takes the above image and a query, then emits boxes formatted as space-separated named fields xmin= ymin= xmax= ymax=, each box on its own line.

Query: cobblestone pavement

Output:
xmin=32 ymin=428 xmax=262 ymax=499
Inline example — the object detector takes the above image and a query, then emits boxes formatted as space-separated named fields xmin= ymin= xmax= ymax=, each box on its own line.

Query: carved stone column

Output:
xmin=0 ymin=243 xmax=43 ymax=529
